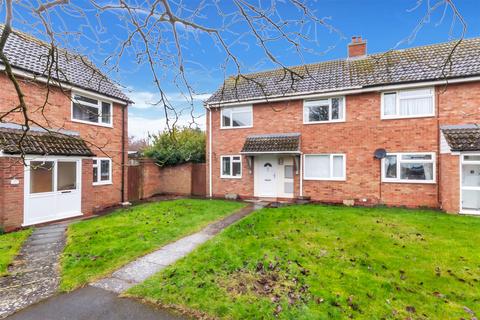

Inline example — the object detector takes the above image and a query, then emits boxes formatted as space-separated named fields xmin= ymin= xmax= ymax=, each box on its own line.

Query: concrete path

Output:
xmin=92 ymin=204 xmax=257 ymax=293
xmin=7 ymin=286 xmax=185 ymax=320
xmin=0 ymin=223 xmax=68 ymax=319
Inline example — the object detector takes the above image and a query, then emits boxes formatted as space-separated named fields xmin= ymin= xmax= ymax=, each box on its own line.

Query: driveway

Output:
xmin=7 ymin=286 xmax=186 ymax=320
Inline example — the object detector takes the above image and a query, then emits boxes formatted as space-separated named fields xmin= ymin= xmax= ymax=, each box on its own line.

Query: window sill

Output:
xmin=382 ymin=179 xmax=436 ymax=184
xmin=381 ymin=114 xmax=435 ymax=120
xmin=303 ymin=120 xmax=345 ymax=125
xmin=220 ymin=176 xmax=242 ymax=179
xmin=220 ymin=126 xmax=253 ymax=130
xmin=93 ymin=181 xmax=113 ymax=186
xmin=72 ymin=119 xmax=113 ymax=128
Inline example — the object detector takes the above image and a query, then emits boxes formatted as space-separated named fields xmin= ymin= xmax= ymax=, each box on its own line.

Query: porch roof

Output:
xmin=0 ymin=125 xmax=95 ymax=157
xmin=442 ymin=124 xmax=480 ymax=152
xmin=240 ymin=133 xmax=301 ymax=154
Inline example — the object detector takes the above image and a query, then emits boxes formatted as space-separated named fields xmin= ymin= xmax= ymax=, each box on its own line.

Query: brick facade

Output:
xmin=0 ymin=73 xmax=128 ymax=230
xmin=207 ymin=82 xmax=480 ymax=212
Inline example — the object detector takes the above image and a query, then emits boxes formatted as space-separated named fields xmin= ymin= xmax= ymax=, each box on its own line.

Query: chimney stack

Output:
xmin=348 ymin=36 xmax=367 ymax=58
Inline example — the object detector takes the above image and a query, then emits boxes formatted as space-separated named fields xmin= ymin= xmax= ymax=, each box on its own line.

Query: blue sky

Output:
xmin=5 ymin=1 xmax=480 ymax=138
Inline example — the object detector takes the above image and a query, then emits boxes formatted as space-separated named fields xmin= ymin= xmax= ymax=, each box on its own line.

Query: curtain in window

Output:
xmin=383 ymin=93 xmax=396 ymax=115
xmin=399 ymin=97 xmax=432 ymax=116
xmin=305 ymin=155 xmax=329 ymax=178
xmin=332 ymin=155 xmax=344 ymax=178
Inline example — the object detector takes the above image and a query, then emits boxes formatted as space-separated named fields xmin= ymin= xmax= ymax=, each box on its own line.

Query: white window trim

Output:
xmin=459 ymin=153 xmax=480 ymax=215
xmin=303 ymin=96 xmax=346 ymax=124
xmin=93 ymin=157 xmax=113 ymax=186
xmin=381 ymin=152 xmax=436 ymax=184
xmin=220 ymin=106 xmax=253 ymax=129
xmin=220 ymin=155 xmax=242 ymax=179
xmin=71 ymin=92 xmax=114 ymax=128
xmin=380 ymin=87 xmax=435 ymax=120
xmin=303 ymin=154 xmax=346 ymax=181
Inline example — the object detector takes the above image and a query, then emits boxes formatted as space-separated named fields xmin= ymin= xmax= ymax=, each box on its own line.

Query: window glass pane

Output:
xmin=332 ymin=155 xmax=344 ymax=178
xmin=383 ymin=93 xmax=396 ymax=115
xmin=385 ymin=155 xmax=397 ymax=178
xmin=308 ymin=104 xmax=329 ymax=122
xmin=233 ymin=156 xmax=241 ymax=161
xmin=399 ymin=97 xmax=433 ymax=116
xmin=30 ymin=161 xmax=54 ymax=193
xmin=401 ymin=154 xmax=432 ymax=160
xmin=232 ymin=111 xmax=251 ymax=127
xmin=222 ymin=111 xmax=231 ymax=127
xmin=400 ymin=163 xmax=433 ymax=180
xmin=73 ymin=103 xmax=99 ymax=122
xmin=58 ymin=161 xmax=77 ymax=191
xmin=398 ymin=88 xmax=432 ymax=98
xmin=232 ymin=161 xmax=241 ymax=176
xmin=284 ymin=165 xmax=294 ymax=179
xmin=74 ymin=95 xmax=98 ymax=105
xmin=284 ymin=182 xmax=294 ymax=194
xmin=100 ymin=160 xmax=110 ymax=181
xmin=93 ymin=165 xmax=98 ymax=182
xmin=331 ymin=98 xmax=343 ymax=120
xmin=464 ymin=155 xmax=480 ymax=162
xmin=305 ymin=155 xmax=330 ymax=178
xmin=222 ymin=157 xmax=231 ymax=176
xmin=101 ymin=102 xmax=111 ymax=124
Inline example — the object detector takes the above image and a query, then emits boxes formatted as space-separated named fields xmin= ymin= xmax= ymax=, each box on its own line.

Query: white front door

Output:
xmin=255 ymin=156 xmax=278 ymax=197
xmin=24 ymin=158 xmax=82 ymax=225
xmin=461 ymin=154 xmax=480 ymax=214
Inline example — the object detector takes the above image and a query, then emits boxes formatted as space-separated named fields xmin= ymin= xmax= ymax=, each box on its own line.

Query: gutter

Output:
xmin=121 ymin=103 xmax=126 ymax=203
xmin=206 ymin=104 xmax=213 ymax=198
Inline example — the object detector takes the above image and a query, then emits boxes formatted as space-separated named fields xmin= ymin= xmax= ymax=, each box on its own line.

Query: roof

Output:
xmin=0 ymin=26 xmax=131 ymax=103
xmin=442 ymin=124 xmax=480 ymax=152
xmin=0 ymin=126 xmax=95 ymax=157
xmin=207 ymin=38 xmax=480 ymax=105
xmin=241 ymin=133 xmax=301 ymax=154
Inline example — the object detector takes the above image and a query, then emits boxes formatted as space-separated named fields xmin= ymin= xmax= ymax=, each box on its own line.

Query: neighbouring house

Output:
xmin=0 ymin=28 xmax=132 ymax=231
xmin=205 ymin=36 xmax=480 ymax=215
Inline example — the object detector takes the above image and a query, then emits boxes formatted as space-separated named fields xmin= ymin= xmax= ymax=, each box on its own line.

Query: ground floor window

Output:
xmin=93 ymin=158 xmax=112 ymax=185
xmin=382 ymin=152 xmax=435 ymax=183
xmin=221 ymin=155 xmax=242 ymax=178
xmin=303 ymin=154 xmax=346 ymax=180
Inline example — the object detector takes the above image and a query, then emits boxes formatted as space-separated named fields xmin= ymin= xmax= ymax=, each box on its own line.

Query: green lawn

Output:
xmin=60 ymin=199 xmax=245 ymax=291
xmin=128 ymin=205 xmax=480 ymax=319
xmin=0 ymin=229 xmax=32 ymax=276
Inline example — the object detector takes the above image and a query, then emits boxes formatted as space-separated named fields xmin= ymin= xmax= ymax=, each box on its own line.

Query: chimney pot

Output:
xmin=348 ymin=35 xmax=367 ymax=58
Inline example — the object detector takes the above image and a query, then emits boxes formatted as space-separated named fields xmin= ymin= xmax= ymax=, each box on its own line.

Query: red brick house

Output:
xmin=205 ymin=37 xmax=480 ymax=215
xmin=0 ymin=29 xmax=131 ymax=231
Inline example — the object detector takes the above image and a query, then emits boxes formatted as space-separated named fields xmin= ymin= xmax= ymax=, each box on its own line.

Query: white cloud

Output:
xmin=128 ymin=114 xmax=206 ymax=140
xmin=128 ymin=90 xmax=211 ymax=109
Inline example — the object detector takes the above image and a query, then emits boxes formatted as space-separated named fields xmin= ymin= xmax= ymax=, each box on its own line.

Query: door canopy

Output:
xmin=240 ymin=133 xmax=301 ymax=155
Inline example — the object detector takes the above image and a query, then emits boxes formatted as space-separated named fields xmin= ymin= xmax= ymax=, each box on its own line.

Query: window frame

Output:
xmin=92 ymin=157 xmax=113 ymax=186
xmin=303 ymin=96 xmax=346 ymax=124
xmin=220 ymin=105 xmax=253 ymax=129
xmin=220 ymin=155 xmax=242 ymax=179
xmin=71 ymin=92 xmax=114 ymax=128
xmin=381 ymin=152 xmax=436 ymax=184
xmin=380 ymin=87 xmax=435 ymax=120
xmin=303 ymin=153 xmax=346 ymax=181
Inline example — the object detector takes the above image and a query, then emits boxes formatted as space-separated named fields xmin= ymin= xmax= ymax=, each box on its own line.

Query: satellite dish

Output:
xmin=374 ymin=148 xmax=387 ymax=159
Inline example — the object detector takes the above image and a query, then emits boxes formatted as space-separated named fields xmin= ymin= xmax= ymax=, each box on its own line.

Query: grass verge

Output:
xmin=0 ymin=229 xmax=32 ymax=276
xmin=60 ymin=199 xmax=245 ymax=291
xmin=128 ymin=204 xmax=480 ymax=319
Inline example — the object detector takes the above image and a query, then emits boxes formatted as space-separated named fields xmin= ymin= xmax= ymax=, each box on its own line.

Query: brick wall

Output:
xmin=0 ymin=158 xmax=24 ymax=231
xmin=0 ymin=73 xmax=128 ymax=229
xmin=207 ymin=82 xmax=480 ymax=211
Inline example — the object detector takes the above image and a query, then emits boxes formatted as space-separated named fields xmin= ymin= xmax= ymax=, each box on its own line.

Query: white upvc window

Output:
xmin=303 ymin=97 xmax=345 ymax=124
xmin=220 ymin=155 xmax=242 ymax=178
xmin=381 ymin=87 xmax=435 ymax=119
xmin=382 ymin=152 xmax=436 ymax=183
xmin=303 ymin=154 xmax=346 ymax=181
xmin=93 ymin=158 xmax=112 ymax=185
xmin=221 ymin=106 xmax=253 ymax=129
xmin=72 ymin=93 xmax=113 ymax=127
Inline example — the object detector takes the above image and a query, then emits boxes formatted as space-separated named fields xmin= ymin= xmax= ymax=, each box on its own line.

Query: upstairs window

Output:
xmin=382 ymin=152 xmax=435 ymax=183
xmin=304 ymin=97 xmax=345 ymax=123
xmin=72 ymin=93 xmax=112 ymax=126
xmin=382 ymin=88 xmax=434 ymax=119
xmin=93 ymin=158 xmax=112 ymax=185
xmin=221 ymin=106 xmax=252 ymax=128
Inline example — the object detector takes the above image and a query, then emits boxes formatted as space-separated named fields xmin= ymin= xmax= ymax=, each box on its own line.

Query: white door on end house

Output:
xmin=24 ymin=158 xmax=82 ymax=225
xmin=461 ymin=154 xmax=480 ymax=214
xmin=254 ymin=156 xmax=278 ymax=197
